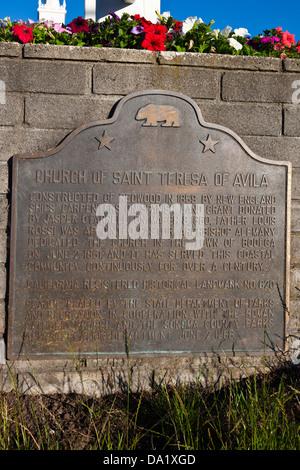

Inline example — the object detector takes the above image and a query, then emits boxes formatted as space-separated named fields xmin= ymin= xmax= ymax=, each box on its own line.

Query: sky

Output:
xmin=0 ymin=0 xmax=299 ymax=40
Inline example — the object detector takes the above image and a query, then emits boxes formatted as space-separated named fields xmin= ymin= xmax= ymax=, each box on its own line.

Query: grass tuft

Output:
xmin=0 ymin=362 xmax=299 ymax=450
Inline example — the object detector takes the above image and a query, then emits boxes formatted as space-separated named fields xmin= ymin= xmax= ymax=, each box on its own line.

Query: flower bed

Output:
xmin=1 ymin=11 xmax=300 ymax=59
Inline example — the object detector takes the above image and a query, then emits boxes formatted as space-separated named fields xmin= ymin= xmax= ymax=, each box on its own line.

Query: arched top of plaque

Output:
xmin=13 ymin=89 xmax=292 ymax=174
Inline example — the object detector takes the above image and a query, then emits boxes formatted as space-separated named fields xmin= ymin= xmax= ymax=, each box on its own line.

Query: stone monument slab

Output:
xmin=7 ymin=90 xmax=291 ymax=359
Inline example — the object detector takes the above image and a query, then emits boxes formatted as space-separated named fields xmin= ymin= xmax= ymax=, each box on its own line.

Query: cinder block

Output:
xmin=283 ymin=105 xmax=300 ymax=137
xmin=0 ymin=60 xmax=90 ymax=95
xmin=159 ymin=51 xmax=282 ymax=71
xmin=0 ymin=264 xmax=6 ymax=301
xmin=0 ymin=233 xmax=7 ymax=264
xmin=0 ymin=127 xmax=69 ymax=161
xmin=283 ymin=59 xmax=300 ymax=72
xmin=0 ymin=94 xmax=23 ymax=126
xmin=291 ymin=234 xmax=300 ymax=265
xmin=0 ymin=196 xmax=9 ymax=231
xmin=288 ymin=300 xmax=300 ymax=335
xmin=290 ymin=268 xmax=300 ymax=298
xmin=198 ymin=100 xmax=282 ymax=136
xmin=0 ymin=162 xmax=9 ymax=194
xmin=93 ymin=63 xmax=220 ymax=99
xmin=25 ymin=94 xmax=117 ymax=129
xmin=222 ymin=71 xmax=298 ymax=103
xmin=0 ymin=42 xmax=22 ymax=58
xmin=241 ymin=135 xmax=300 ymax=165
xmin=24 ymin=44 xmax=157 ymax=64
xmin=292 ymin=169 xmax=300 ymax=199
xmin=0 ymin=300 xmax=6 ymax=339
xmin=291 ymin=203 xmax=300 ymax=232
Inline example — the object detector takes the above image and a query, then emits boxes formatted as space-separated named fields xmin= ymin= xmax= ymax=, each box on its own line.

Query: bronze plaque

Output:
xmin=7 ymin=90 xmax=291 ymax=359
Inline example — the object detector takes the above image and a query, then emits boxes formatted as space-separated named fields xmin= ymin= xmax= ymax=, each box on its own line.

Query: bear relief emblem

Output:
xmin=135 ymin=104 xmax=181 ymax=127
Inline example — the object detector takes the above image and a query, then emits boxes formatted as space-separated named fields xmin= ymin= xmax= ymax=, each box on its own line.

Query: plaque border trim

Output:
xmin=6 ymin=89 xmax=292 ymax=360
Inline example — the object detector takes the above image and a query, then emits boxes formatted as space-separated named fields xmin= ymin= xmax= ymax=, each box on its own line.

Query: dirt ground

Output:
xmin=1 ymin=363 xmax=300 ymax=450
xmin=1 ymin=387 xmax=169 ymax=450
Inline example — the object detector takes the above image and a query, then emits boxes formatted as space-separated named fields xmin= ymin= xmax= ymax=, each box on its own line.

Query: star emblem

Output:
xmin=95 ymin=130 xmax=115 ymax=150
xmin=200 ymin=134 xmax=219 ymax=153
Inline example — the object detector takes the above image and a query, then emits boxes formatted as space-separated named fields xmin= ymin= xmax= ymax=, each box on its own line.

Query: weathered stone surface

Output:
xmin=0 ymin=162 xmax=9 ymax=193
xmin=0 ymin=94 xmax=24 ymax=126
xmin=291 ymin=203 xmax=300 ymax=231
xmin=222 ymin=71 xmax=298 ymax=103
xmin=242 ymin=136 xmax=300 ymax=165
xmin=0 ymin=354 xmax=269 ymax=395
xmin=290 ymin=268 xmax=300 ymax=298
xmin=23 ymin=44 xmax=158 ymax=63
xmin=25 ymin=94 xmax=119 ymax=129
xmin=292 ymin=169 xmax=300 ymax=198
xmin=0 ymin=42 xmax=22 ymax=57
xmin=0 ymin=61 xmax=90 ymax=94
xmin=198 ymin=100 xmax=282 ymax=136
xmin=93 ymin=63 xmax=220 ymax=98
xmin=0 ymin=233 xmax=7 ymax=263
xmin=291 ymin=234 xmax=300 ymax=265
xmin=0 ymin=195 xmax=9 ymax=230
xmin=0 ymin=264 xmax=6 ymax=300
xmin=283 ymin=105 xmax=300 ymax=137
xmin=158 ymin=51 xmax=282 ymax=71
xmin=288 ymin=300 xmax=300 ymax=335
xmin=283 ymin=58 xmax=300 ymax=72
xmin=0 ymin=127 xmax=69 ymax=162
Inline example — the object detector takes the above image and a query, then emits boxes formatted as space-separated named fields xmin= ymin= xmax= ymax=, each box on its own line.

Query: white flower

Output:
xmin=233 ymin=27 xmax=250 ymax=37
xmin=161 ymin=11 xmax=171 ymax=19
xmin=212 ymin=29 xmax=220 ymax=38
xmin=181 ymin=16 xmax=203 ymax=35
xmin=220 ymin=25 xmax=232 ymax=37
xmin=228 ymin=37 xmax=243 ymax=50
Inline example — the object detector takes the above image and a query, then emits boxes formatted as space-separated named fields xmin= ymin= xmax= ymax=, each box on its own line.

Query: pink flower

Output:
xmin=276 ymin=26 xmax=296 ymax=49
xmin=43 ymin=20 xmax=54 ymax=28
xmin=53 ymin=23 xmax=71 ymax=34
xmin=281 ymin=30 xmax=296 ymax=48
xmin=274 ymin=42 xmax=285 ymax=51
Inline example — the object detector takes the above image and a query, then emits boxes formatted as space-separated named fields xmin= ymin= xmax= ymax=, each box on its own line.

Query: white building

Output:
xmin=38 ymin=0 xmax=67 ymax=24
xmin=85 ymin=0 xmax=161 ymax=23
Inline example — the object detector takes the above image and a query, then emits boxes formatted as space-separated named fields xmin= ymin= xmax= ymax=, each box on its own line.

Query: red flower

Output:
xmin=281 ymin=31 xmax=296 ymax=48
xmin=143 ymin=24 xmax=167 ymax=41
xmin=133 ymin=14 xmax=151 ymax=26
xmin=12 ymin=24 xmax=33 ymax=43
xmin=142 ymin=32 xmax=166 ymax=51
xmin=172 ymin=21 xmax=183 ymax=31
xmin=68 ymin=16 xmax=89 ymax=34
xmin=276 ymin=26 xmax=296 ymax=49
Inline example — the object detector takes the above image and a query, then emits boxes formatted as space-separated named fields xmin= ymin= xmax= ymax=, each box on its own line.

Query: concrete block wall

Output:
xmin=0 ymin=42 xmax=299 ymax=393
